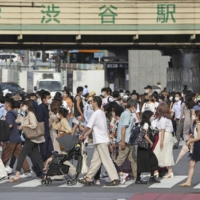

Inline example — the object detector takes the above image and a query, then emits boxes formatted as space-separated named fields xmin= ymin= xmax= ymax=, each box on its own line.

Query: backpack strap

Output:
xmin=7 ymin=111 xmax=17 ymax=120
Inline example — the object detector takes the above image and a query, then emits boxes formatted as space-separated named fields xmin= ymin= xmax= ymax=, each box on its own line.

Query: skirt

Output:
xmin=191 ymin=141 xmax=200 ymax=162
xmin=154 ymin=131 xmax=174 ymax=167
xmin=137 ymin=147 xmax=158 ymax=173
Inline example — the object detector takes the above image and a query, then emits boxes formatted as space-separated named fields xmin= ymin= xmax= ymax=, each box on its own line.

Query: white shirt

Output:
xmin=154 ymin=102 xmax=159 ymax=110
xmin=142 ymin=102 xmax=155 ymax=113
xmin=62 ymin=100 xmax=70 ymax=113
xmin=87 ymin=109 xmax=110 ymax=144
xmin=83 ymin=87 xmax=89 ymax=95
xmin=172 ymin=100 xmax=184 ymax=119
xmin=84 ymin=103 xmax=94 ymax=124
xmin=102 ymin=96 xmax=113 ymax=107
xmin=132 ymin=104 xmax=140 ymax=123
xmin=156 ymin=117 xmax=173 ymax=133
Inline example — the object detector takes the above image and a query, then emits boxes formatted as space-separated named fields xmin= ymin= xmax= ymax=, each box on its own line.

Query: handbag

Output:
xmin=23 ymin=122 xmax=45 ymax=140
xmin=171 ymin=131 xmax=178 ymax=145
xmin=134 ymin=128 xmax=149 ymax=149
xmin=81 ymin=143 xmax=89 ymax=175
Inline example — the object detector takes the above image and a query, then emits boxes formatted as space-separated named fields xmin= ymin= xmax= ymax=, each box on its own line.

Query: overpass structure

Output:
xmin=0 ymin=0 xmax=199 ymax=50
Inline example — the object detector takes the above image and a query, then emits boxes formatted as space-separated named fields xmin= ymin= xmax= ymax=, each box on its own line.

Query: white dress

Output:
xmin=153 ymin=117 xmax=174 ymax=167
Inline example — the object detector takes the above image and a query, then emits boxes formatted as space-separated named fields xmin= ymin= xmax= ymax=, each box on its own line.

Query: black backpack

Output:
xmin=129 ymin=126 xmax=141 ymax=145
xmin=0 ymin=111 xmax=17 ymax=142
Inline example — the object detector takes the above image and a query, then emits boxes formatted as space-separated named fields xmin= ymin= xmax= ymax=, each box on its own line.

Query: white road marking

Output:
xmin=193 ymin=183 xmax=200 ymax=189
xmin=59 ymin=182 xmax=84 ymax=187
xmin=149 ymin=176 xmax=187 ymax=188
xmin=13 ymin=179 xmax=42 ymax=187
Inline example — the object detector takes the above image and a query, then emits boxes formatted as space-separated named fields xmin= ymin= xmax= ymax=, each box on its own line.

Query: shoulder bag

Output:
xmin=134 ymin=128 xmax=149 ymax=149
xmin=81 ymin=143 xmax=89 ymax=175
xmin=23 ymin=115 xmax=45 ymax=140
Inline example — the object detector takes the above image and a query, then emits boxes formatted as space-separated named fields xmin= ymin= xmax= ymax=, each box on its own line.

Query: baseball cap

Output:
xmin=144 ymin=85 xmax=152 ymax=90
xmin=158 ymin=94 xmax=165 ymax=100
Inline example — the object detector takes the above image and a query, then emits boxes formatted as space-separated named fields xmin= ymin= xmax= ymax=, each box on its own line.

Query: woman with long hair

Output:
xmin=136 ymin=110 xmax=160 ymax=184
xmin=9 ymin=100 xmax=44 ymax=182
xmin=154 ymin=103 xmax=174 ymax=178
xmin=179 ymin=93 xmax=195 ymax=141
xmin=179 ymin=110 xmax=200 ymax=187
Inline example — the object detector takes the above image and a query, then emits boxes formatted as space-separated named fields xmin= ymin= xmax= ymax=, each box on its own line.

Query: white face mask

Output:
xmin=158 ymin=99 xmax=163 ymax=103
xmin=145 ymin=89 xmax=149 ymax=94
xmin=132 ymin=109 xmax=136 ymax=113
xmin=37 ymin=98 xmax=41 ymax=103
xmin=169 ymin=97 xmax=173 ymax=101
xmin=192 ymin=115 xmax=196 ymax=120
xmin=194 ymin=98 xmax=197 ymax=103
xmin=57 ymin=113 xmax=60 ymax=118
xmin=175 ymin=97 xmax=180 ymax=102
xmin=181 ymin=93 xmax=184 ymax=97
xmin=150 ymin=116 xmax=154 ymax=122
xmin=47 ymin=98 xmax=52 ymax=105
xmin=63 ymin=94 xmax=67 ymax=98
xmin=101 ymin=92 xmax=105 ymax=97
xmin=22 ymin=106 xmax=27 ymax=112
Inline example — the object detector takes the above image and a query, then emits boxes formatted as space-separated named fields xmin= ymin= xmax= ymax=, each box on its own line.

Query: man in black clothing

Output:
xmin=30 ymin=93 xmax=39 ymax=115
xmin=36 ymin=91 xmax=53 ymax=162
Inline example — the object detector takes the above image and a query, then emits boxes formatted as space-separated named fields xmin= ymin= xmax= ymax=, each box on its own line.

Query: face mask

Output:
xmin=192 ymin=115 xmax=196 ymax=120
xmin=150 ymin=116 xmax=154 ymax=122
xmin=175 ymin=97 xmax=180 ymax=101
xmin=22 ymin=106 xmax=27 ymax=112
xmin=47 ymin=98 xmax=52 ymax=105
xmin=101 ymin=92 xmax=105 ymax=97
xmin=89 ymin=104 xmax=93 ymax=110
xmin=63 ymin=94 xmax=67 ymax=98
xmin=57 ymin=113 xmax=60 ymax=118
xmin=181 ymin=93 xmax=184 ymax=97
xmin=145 ymin=89 xmax=149 ymax=94
xmin=139 ymin=99 xmax=141 ymax=102
xmin=132 ymin=109 xmax=136 ymax=113
xmin=169 ymin=97 xmax=173 ymax=101
xmin=158 ymin=99 xmax=163 ymax=103
xmin=37 ymin=98 xmax=41 ymax=103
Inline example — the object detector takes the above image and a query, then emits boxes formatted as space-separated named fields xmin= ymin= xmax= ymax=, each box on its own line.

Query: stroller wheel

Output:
xmin=47 ymin=178 xmax=52 ymax=185
xmin=45 ymin=179 xmax=50 ymax=186
xmin=67 ymin=180 xmax=73 ymax=186
xmin=41 ymin=180 xmax=46 ymax=185
xmin=71 ymin=179 xmax=77 ymax=185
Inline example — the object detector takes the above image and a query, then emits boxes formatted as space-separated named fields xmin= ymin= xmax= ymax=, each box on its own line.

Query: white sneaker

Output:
xmin=95 ymin=179 xmax=100 ymax=186
xmin=120 ymin=173 xmax=129 ymax=185
xmin=5 ymin=166 xmax=13 ymax=174
xmin=102 ymin=172 xmax=108 ymax=178
xmin=20 ymin=172 xmax=32 ymax=178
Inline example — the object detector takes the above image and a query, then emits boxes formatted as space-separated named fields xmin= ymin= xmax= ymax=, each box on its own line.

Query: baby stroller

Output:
xmin=42 ymin=135 xmax=82 ymax=186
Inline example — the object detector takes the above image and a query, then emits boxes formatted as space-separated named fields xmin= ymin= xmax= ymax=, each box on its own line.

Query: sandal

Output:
xmin=106 ymin=179 xmax=120 ymax=186
xmin=78 ymin=178 xmax=93 ymax=186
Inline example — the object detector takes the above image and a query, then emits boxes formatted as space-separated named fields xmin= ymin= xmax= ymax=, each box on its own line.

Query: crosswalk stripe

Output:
xmin=193 ymin=183 xmax=200 ymax=189
xmin=0 ymin=179 xmax=8 ymax=184
xmin=59 ymin=182 xmax=84 ymax=187
xmin=149 ymin=176 xmax=187 ymax=188
xmin=103 ymin=180 xmax=134 ymax=188
xmin=13 ymin=179 xmax=42 ymax=187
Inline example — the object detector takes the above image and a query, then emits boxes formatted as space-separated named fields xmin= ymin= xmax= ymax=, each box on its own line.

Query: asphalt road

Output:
xmin=1 ymin=144 xmax=200 ymax=200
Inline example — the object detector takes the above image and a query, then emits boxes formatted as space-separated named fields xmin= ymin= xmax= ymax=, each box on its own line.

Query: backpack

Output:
xmin=0 ymin=111 xmax=17 ymax=142
xmin=129 ymin=126 xmax=141 ymax=145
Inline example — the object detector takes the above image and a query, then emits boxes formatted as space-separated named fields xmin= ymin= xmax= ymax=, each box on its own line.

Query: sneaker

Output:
xmin=104 ymin=177 xmax=111 ymax=182
xmin=94 ymin=179 xmax=100 ymax=186
xmin=120 ymin=173 xmax=129 ymax=185
xmin=5 ymin=166 xmax=13 ymax=174
xmin=149 ymin=177 xmax=161 ymax=183
xmin=102 ymin=172 xmax=108 ymax=178
xmin=20 ymin=172 xmax=32 ymax=178
xmin=0 ymin=176 xmax=9 ymax=181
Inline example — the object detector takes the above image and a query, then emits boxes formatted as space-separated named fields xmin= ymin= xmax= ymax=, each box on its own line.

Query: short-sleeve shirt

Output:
xmin=87 ymin=109 xmax=110 ymax=144
xmin=117 ymin=109 xmax=135 ymax=143
xmin=193 ymin=105 xmax=200 ymax=111
xmin=6 ymin=110 xmax=21 ymax=143
xmin=156 ymin=117 xmax=173 ymax=133
xmin=172 ymin=101 xmax=184 ymax=119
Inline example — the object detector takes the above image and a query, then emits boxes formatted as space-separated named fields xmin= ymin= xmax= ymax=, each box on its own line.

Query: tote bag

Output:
xmin=81 ymin=143 xmax=89 ymax=175
xmin=23 ymin=122 xmax=45 ymax=140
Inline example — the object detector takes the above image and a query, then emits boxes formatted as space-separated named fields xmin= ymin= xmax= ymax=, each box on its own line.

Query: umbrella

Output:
xmin=56 ymin=134 xmax=79 ymax=152
xmin=176 ymin=144 xmax=189 ymax=164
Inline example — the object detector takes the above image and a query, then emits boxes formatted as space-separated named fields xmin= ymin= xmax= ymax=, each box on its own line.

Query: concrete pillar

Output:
xmin=128 ymin=50 xmax=170 ymax=94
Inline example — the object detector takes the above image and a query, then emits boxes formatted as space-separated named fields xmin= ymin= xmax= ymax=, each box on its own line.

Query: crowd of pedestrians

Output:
xmin=0 ymin=85 xmax=200 ymax=187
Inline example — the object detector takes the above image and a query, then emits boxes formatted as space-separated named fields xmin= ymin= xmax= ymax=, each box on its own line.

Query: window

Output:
xmin=38 ymin=81 xmax=61 ymax=92
xmin=1 ymin=83 xmax=22 ymax=91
